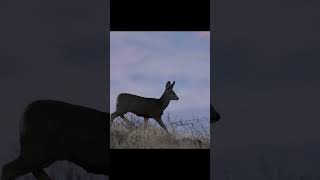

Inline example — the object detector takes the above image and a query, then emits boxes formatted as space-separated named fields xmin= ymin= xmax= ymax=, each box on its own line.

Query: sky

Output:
xmin=211 ymin=0 xmax=320 ymax=179
xmin=110 ymin=32 xmax=210 ymax=121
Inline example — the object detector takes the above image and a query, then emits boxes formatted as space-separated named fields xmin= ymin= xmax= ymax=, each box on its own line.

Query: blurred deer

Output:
xmin=1 ymin=100 xmax=109 ymax=180
xmin=211 ymin=104 xmax=221 ymax=123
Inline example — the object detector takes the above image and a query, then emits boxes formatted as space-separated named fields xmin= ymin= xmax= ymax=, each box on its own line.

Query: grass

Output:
xmin=110 ymin=113 xmax=210 ymax=149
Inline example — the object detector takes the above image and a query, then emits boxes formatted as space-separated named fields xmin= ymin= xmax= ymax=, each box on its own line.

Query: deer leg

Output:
xmin=111 ymin=112 xmax=120 ymax=124
xmin=144 ymin=118 xmax=149 ymax=130
xmin=32 ymin=169 xmax=52 ymax=180
xmin=155 ymin=118 xmax=169 ymax=134
xmin=2 ymin=157 xmax=30 ymax=180
xmin=2 ymin=156 xmax=52 ymax=180
xmin=120 ymin=115 xmax=134 ymax=127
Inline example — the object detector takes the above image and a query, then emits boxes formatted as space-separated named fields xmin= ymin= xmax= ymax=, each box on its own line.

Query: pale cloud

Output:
xmin=198 ymin=31 xmax=210 ymax=38
xmin=110 ymin=32 xmax=210 ymax=120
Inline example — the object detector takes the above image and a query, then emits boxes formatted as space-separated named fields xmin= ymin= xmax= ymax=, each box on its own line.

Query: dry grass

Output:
xmin=110 ymin=113 xmax=210 ymax=149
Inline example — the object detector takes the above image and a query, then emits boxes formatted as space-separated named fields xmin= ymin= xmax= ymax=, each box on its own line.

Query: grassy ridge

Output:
xmin=111 ymin=113 xmax=210 ymax=149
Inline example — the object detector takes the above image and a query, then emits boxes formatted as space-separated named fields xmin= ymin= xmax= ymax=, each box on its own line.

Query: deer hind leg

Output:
xmin=144 ymin=118 xmax=149 ymax=130
xmin=111 ymin=111 xmax=121 ymax=125
xmin=32 ymin=169 xmax=52 ymax=180
xmin=2 ymin=156 xmax=31 ymax=180
xmin=155 ymin=118 xmax=169 ymax=134
xmin=120 ymin=115 xmax=134 ymax=127
xmin=1 ymin=156 xmax=52 ymax=180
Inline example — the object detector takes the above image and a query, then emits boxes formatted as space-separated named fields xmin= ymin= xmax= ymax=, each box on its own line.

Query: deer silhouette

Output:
xmin=111 ymin=81 xmax=179 ymax=134
xmin=210 ymin=104 xmax=221 ymax=123
xmin=1 ymin=100 xmax=109 ymax=180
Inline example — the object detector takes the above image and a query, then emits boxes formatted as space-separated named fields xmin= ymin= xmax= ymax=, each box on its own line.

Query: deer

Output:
xmin=111 ymin=81 xmax=179 ymax=134
xmin=210 ymin=104 xmax=221 ymax=124
xmin=1 ymin=100 xmax=109 ymax=180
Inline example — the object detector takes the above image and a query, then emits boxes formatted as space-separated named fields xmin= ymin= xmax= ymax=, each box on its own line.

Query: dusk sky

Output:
xmin=110 ymin=32 xmax=210 ymax=121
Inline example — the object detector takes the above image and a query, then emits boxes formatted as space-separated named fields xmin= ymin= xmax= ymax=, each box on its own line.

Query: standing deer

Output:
xmin=210 ymin=104 xmax=221 ymax=123
xmin=111 ymin=81 xmax=179 ymax=134
xmin=1 ymin=100 xmax=109 ymax=180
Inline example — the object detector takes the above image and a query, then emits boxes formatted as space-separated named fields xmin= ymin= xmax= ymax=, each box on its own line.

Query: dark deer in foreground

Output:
xmin=210 ymin=104 xmax=221 ymax=123
xmin=111 ymin=81 xmax=179 ymax=134
xmin=1 ymin=100 xmax=109 ymax=180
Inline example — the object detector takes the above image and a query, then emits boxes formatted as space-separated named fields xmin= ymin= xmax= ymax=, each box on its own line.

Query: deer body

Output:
xmin=1 ymin=100 xmax=109 ymax=180
xmin=111 ymin=81 xmax=179 ymax=133
xmin=116 ymin=93 xmax=167 ymax=118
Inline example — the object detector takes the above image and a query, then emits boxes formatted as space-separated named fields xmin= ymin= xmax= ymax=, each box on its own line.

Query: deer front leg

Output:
xmin=144 ymin=118 xmax=149 ymax=130
xmin=155 ymin=117 xmax=169 ymax=134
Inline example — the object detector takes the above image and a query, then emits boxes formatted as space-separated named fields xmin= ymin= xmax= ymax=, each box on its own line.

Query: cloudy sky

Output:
xmin=110 ymin=32 xmax=210 ymax=121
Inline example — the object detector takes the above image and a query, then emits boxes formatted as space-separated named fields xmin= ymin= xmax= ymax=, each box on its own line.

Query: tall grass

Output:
xmin=111 ymin=113 xmax=210 ymax=149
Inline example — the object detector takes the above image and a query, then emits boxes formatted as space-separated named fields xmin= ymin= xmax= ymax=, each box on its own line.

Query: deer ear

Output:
xmin=166 ymin=81 xmax=171 ymax=89
xmin=171 ymin=81 xmax=175 ymax=88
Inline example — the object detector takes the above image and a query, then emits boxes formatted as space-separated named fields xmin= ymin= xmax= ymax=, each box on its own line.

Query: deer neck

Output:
xmin=159 ymin=92 xmax=171 ymax=110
